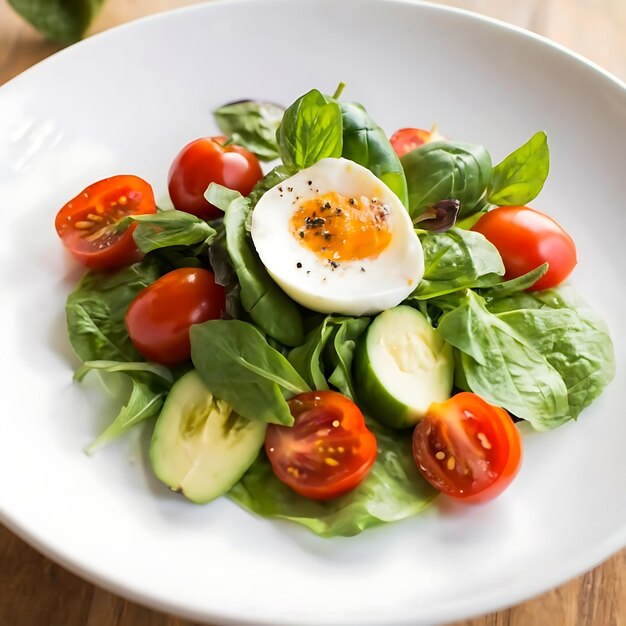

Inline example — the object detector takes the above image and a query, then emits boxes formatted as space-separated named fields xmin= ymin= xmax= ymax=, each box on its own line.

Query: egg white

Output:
xmin=250 ymin=158 xmax=424 ymax=316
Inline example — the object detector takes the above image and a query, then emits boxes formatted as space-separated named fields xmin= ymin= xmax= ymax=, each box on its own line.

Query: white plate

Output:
xmin=1 ymin=1 xmax=625 ymax=624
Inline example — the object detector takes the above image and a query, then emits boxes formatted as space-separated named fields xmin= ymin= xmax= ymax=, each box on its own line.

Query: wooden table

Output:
xmin=1 ymin=1 xmax=624 ymax=624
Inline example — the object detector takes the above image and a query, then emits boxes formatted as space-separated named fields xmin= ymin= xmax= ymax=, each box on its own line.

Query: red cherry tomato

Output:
xmin=412 ymin=392 xmax=522 ymax=503
xmin=390 ymin=126 xmax=443 ymax=158
xmin=472 ymin=206 xmax=577 ymax=291
xmin=125 ymin=268 xmax=225 ymax=366
xmin=55 ymin=175 xmax=156 ymax=270
xmin=265 ymin=391 xmax=377 ymax=501
xmin=168 ymin=136 xmax=263 ymax=219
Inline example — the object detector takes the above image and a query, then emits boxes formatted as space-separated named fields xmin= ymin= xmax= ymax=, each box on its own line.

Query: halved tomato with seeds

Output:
xmin=265 ymin=391 xmax=377 ymax=501
xmin=55 ymin=175 xmax=157 ymax=270
xmin=412 ymin=392 xmax=522 ymax=503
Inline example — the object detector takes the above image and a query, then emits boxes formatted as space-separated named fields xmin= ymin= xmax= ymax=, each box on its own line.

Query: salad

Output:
xmin=54 ymin=85 xmax=615 ymax=537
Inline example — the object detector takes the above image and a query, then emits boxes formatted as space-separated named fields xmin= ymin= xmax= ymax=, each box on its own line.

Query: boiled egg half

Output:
xmin=251 ymin=158 xmax=424 ymax=316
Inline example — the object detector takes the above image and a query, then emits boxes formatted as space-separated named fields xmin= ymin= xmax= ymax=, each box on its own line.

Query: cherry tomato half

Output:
xmin=125 ymin=268 xmax=225 ymax=366
xmin=168 ymin=136 xmax=263 ymax=219
xmin=412 ymin=392 xmax=522 ymax=503
xmin=472 ymin=206 xmax=577 ymax=291
xmin=55 ymin=175 xmax=156 ymax=270
xmin=265 ymin=391 xmax=377 ymax=501
xmin=390 ymin=125 xmax=443 ymax=158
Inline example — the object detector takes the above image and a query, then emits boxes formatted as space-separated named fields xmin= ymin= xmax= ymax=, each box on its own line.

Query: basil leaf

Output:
xmin=190 ymin=320 xmax=310 ymax=426
xmin=339 ymin=101 xmax=409 ymax=208
xmin=438 ymin=291 xmax=570 ymax=430
xmin=488 ymin=131 xmax=549 ymax=206
xmin=213 ymin=100 xmax=284 ymax=161
xmin=130 ymin=211 xmax=217 ymax=253
xmin=277 ymin=89 xmax=343 ymax=173
xmin=410 ymin=228 xmax=504 ymax=300
xmin=401 ymin=141 xmax=492 ymax=219
xmin=481 ymin=263 xmax=549 ymax=298
xmin=229 ymin=421 xmax=437 ymax=537
xmin=205 ymin=184 xmax=304 ymax=346
xmin=65 ymin=258 xmax=163 ymax=363
xmin=8 ymin=0 xmax=105 ymax=44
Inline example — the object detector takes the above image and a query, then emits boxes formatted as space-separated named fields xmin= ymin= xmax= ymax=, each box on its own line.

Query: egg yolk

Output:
xmin=291 ymin=192 xmax=392 ymax=262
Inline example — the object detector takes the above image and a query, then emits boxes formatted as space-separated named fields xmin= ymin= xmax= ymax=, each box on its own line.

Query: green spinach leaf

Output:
xmin=205 ymin=184 xmax=304 ymax=347
xmin=438 ymin=291 xmax=570 ymax=429
xmin=499 ymin=307 xmax=615 ymax=420
xmin=326 ymin=317 xmax=371 ymax=400
xmin=488 ymin=131 xmax=549 ymax=206
xmin=247 ymin=165 xmax=290 ymax=209
xmin=75 ymin=360 xmax=172 ymax=454
xmin=339 ymin=101 xmax=409 ymax=208
xmin=8 ymin=0 xmax=105 ymax=44
xmin=481 ymin=263 xmax=548 ymax=299
xmin=287 ymin=316 xmax=370 ymax=398
xmin=486 ymin=286 xmax=615 ymax=420
xmin=87 ymin=378 xmax=166 ymax=454
xmin=213 ymin=100 xmax=284 ymax=161
xmin=65 ymin=258 xmax=163 ymax=363
xmin=410 ymin=228 xmax=504 ymax=300
xmin=288 ymin=320 xmax=334 ymax=390
xmin=190 ymin=320 xmax=310 ymax=426
xmin=130 ymin=211 xmax=216 ymax=253
xmin=277 ymin=89 xmax=343 ymax=173
xmin=401 ymin=141 xmax=492 ymax=219
xmin=229 ymin=420 xmax=437 ymax=537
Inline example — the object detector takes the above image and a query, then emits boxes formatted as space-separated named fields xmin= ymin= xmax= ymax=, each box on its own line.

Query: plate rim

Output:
xmin=1 ymin=0 xmax=625 ymax=624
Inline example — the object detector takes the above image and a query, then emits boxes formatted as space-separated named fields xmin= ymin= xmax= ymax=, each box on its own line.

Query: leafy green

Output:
xmin=87 ymin=378 xmax=166 ymax=454
xmin=339 ymin=101 xmax=409 ymax=208
xmin=288 ymin=320 xmax=334 ymax=390
xmin=277 ymin=89 xmax=343 ymax=173
xmin=287 ymin=316 xmax=370 ymax=398
xmin=247 ymin=165 xmax=290 ymax=209
xmin=190 ymin=320 xmax=310 ymax=426
xmin=486 ymin=286 xmax=615 ymax=420
xmin=410 ymin=228 xmax=504 ymax=300
xmin=326 ymin=317 xmax=370 ymax=400
xmin=8 ymin=0 xmax=105 ymax=44
xmin=438 ymin=290 xmax=570 ymax=429
xmin=205 ymin=184 xmax=304 ymax=347
xmin=488 ymin=131 xmax=549 ymax=206
xmin=229 ymin=421 xmax=437 ymax=537
xmin=207 ymin=224 xmax=244 ymax=321
xmin=129 ymin=211 xmax=216 ymax=253
xmin=481 ymin=263 xmax=548 ymax=299
xmin=65 ymin=258 xmax=163 ymax=363
xmin=213 ymin=100 xmax=284 ymax=161
xmin=73 ymin=360 xmax=174 ymax=386
xmin=401 ymin=141 xmax=492 ymax=219
xmin=75 ymin=360 xmax=172 ymax=454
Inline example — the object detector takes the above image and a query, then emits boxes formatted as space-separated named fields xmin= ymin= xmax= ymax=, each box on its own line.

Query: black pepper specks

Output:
xmin=296 ymin=262 xmax=302 ymax=269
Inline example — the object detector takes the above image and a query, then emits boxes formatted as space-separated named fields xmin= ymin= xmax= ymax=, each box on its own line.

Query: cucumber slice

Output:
xmin=354 ymin=305 xmax=453 ymax=428
xmin=150 ymin=370 xmax=266 ymax=504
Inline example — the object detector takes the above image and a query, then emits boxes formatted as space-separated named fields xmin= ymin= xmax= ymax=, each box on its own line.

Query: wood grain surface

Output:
xmin=1 ymin=1 xmax=624 ymax=625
